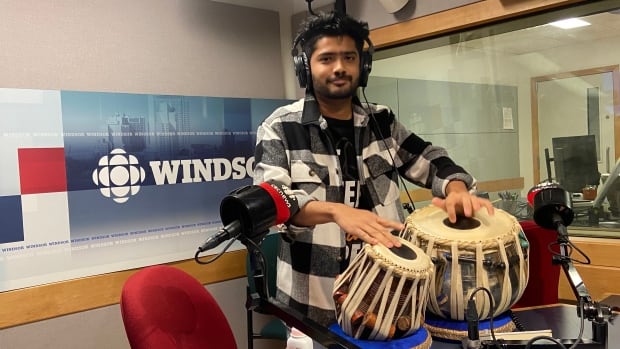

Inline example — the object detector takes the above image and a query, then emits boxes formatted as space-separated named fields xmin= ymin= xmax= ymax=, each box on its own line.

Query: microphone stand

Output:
xmin=552 ymin=220 xmax=611 ymax=348
xmin=480 ymin=214 xmax=612 ymax=349
xmin=242 ymin=232 xmax=360 ymax=349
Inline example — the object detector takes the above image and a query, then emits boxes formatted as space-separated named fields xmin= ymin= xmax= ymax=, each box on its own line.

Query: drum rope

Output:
xmin=349 ymin=256 xmax=380 ymax=337
xmin=450 ymin=241 xmax=465 ymax=320
xmin=362 ymin=268 xmax=393 ymax=339
xmin=475 ymin=243 xmax=492 ymax=318
xmin=337 ymin=250 xmax=372 ymax=335
xmin=496 ymin=239 xmax=512 ymax=315
xmin=373 ymin=267 xmax=395 ymax=338
xmin=425 ymin=237 xmax=442 ymax=316
xmin=513 ymin=233 xmax=528 ymax=299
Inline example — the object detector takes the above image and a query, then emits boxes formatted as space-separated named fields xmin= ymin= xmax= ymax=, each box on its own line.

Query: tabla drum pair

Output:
xmin=332 ymin=237 xmax=434 ymax=343
xmin=402 ymin=205 xmax=529 ymax=322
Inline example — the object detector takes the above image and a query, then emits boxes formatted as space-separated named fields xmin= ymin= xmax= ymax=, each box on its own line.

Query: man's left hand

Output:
xmin=431 ymin=180 xmax=494 ymax=223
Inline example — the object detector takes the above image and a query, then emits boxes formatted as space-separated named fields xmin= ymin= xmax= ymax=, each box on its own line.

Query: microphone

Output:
xmin=527 ymin=182 xmax=574 ymax=229
xmin=197 ymin=182 xmax=299 ymax=252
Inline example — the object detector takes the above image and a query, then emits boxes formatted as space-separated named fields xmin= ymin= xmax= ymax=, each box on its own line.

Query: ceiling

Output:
xmin=211 ymin=0 xmax=335 ymax=14
xmin=212 ymin=1 xmax=620 ymax=56
xmin=453 ymin=11 xmax=620 ymax=55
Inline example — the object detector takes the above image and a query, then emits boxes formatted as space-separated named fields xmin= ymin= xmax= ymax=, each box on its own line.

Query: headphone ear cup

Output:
xmin=359 ymin=51 xmax=372 ymax=88
xmin=293 ymin=52 xmax=310 ymax=89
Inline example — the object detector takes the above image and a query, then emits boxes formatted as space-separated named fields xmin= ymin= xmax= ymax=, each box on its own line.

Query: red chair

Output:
xmin=512 ymin=220 xmax=561 ymax=308
xmin=120 ymin=265 xmax=238 ymax=349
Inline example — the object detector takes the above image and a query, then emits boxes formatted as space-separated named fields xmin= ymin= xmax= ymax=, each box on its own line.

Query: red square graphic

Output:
xmin=18 ymin=148 xmax=67 ymax=194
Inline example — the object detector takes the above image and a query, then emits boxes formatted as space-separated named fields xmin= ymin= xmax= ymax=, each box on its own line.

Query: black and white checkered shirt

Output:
xmin=253 ymin=97 xmax=477 ymax=326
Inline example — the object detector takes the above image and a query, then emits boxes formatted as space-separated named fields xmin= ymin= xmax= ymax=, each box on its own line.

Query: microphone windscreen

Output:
xmin=532 ymin=185 xmax=574 ymax=229
xmin=220 ymin=185 xmax=276 ymax=239
xmin=527 ymin=181 xmax=554 ymax=207
xmin=219 ymin=182 xmax=299 ymax=240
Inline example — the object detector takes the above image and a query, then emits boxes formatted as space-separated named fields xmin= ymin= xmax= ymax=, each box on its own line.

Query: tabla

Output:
xmin=333 ymin=237 xmax=434 ymax=341
xmin=402 ymin=205 xmax=529 ymax=321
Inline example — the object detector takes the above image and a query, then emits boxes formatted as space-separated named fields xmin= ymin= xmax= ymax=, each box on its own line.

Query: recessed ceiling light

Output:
xmin=548 ymin=18 xmax=591 ymax=29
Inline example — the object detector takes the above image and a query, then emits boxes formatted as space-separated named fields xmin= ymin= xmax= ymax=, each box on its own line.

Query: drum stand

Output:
xmin=243 ymin=232 xmax=361 ymax=349
xmin=478 ymin=220 xmax=614 ymax=349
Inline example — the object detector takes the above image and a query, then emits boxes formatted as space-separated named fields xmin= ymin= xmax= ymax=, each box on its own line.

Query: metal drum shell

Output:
xmin=402 ymin=205 xmax=529 ymax=321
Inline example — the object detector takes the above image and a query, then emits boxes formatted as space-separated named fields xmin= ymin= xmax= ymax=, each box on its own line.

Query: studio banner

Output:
xmin=0 ymin=88 xmax=289 ymax=292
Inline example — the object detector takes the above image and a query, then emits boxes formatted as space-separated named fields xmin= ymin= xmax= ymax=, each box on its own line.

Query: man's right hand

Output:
xmin=333 ymin=205 xmax=403 ymax=248
xmin=290 ymin=201 xmax=403 ymax=248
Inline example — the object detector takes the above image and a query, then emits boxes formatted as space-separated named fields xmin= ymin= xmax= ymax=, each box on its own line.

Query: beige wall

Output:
xmin=0 ymin=0 xmax=284 ymax=99
xmin=0 ymin=1 xmax=283 ymax=348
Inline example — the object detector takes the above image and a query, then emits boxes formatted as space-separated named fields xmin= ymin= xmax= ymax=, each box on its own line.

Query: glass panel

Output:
xmin=367 ymin=1 xmax=620 ymax=237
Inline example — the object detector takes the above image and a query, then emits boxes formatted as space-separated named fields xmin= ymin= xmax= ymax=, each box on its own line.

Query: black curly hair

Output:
xmin=293 ymin=12 xmax=370 ymax=59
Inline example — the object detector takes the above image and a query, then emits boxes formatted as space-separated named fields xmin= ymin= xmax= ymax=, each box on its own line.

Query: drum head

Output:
xmin=406 ymin=205 xmax=518 ymax=244
xmin=367 ymin=238 xmax=433 ymax=276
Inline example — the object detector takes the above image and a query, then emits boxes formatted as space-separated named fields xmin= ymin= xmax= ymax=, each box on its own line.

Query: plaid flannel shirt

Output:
xmin=253 ymin=97 xmax=477 ymax=326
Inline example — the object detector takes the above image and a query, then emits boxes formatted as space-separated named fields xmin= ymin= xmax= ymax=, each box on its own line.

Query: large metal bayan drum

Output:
xmin=333 ymin=237 xmax=434 ymax=340
xmin=402 ymin=205 xmax=529 ymax=321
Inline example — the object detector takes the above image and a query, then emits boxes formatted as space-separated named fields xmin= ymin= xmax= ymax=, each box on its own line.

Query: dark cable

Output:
xmin=548 ymin=240 xmax=591 ymax=265
xmin=194 ymin=237 xmax=236 ymax=265
xmin=524 ymin=336 xmax=567 ymax=349
xmin=508 ymin=309 xmax=526 ymax=331
xmin=469 ymin=287 xmax=500 ymax=348
xmin=361 ymin=87 xmax=416 ymax=212
xmin=306 ymin=0 xmax=316 ymax=16
xmin=245 ymin=236 xmax=272 ymax=298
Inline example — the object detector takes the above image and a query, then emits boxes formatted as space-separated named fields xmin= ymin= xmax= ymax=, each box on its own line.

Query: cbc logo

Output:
xmin=92 ymin=149 xmax=146 ymax=203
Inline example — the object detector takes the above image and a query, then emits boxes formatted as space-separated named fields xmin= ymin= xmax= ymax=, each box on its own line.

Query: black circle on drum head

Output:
xmin=442 ymin=216 xmax=481 ymax=230
xmin=390 ymin=244 xmax=417 ymax=260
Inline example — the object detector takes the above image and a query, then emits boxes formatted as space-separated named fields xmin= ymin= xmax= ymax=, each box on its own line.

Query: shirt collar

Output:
xmin=301 ymin=92 xmax=365 ymax=125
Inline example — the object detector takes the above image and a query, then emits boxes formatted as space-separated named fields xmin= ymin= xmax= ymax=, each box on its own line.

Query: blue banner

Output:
xmin=0 ymin=88 xmax=289 ymax=291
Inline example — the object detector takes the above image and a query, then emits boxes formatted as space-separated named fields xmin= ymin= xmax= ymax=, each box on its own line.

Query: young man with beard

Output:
xmin=252 ymin=12 xmax=494 ymax=327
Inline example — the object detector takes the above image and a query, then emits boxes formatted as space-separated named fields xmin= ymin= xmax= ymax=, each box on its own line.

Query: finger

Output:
xmin=361 ymin=231 xmax=379 ymax=245
xmin=364 ymin=225 xmax=394 ymax=248
xmin=431 ymin=197 xmax=446 ymax=210
xmin=471 ymin=197 xmax=482 ymax=212
xmin=376 ymin=218 xmax=405 ymax=234
xmin=446 ymin=204 xmax=457 ymax=223
xmin=374 ymin=233 xmax=394 ymax=248
xmin=482 ymin=199 xmax=495 ymax=214
xmin=375 ymin=218 xmax=403 ymax=247
xmin=461 ymin=197 xmax=473 ymax=217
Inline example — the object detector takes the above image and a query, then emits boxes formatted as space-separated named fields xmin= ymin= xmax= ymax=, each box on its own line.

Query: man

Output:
xmin=253 ymin=12 xmax=493 ymax=327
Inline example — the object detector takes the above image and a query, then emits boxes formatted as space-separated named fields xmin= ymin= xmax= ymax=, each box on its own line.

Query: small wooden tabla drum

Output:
xmin=402 ymin=205 xmax=529 ymax=321
xmin=333 ymin=237 xmax=434 ymax=341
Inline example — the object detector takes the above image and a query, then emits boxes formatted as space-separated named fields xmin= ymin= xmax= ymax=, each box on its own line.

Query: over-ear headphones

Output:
xmin=291 ymin=15 xmax=374 ymax=89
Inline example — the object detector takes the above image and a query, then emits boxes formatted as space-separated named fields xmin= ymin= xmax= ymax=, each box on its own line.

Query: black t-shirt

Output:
xmin=324 ymin=117 xmax=358 ymax=181
xmin=324 ymin=116 xmax=374 ymax=266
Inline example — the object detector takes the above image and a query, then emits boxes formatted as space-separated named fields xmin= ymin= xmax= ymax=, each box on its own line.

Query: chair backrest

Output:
xmin=120 ymin=265 xmax=238 ymax=349
xmin=512 ymin=220 xmax=561 ymax=308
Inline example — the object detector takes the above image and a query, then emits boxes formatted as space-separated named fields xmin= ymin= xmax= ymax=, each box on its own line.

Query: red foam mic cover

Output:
xmin=259 ymin=182 xmax=297 ymax=225
xmin=527 ymin=181 xmax=554 ymax=206
xmin=527 ymin=187 xmax=541 ymax=206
